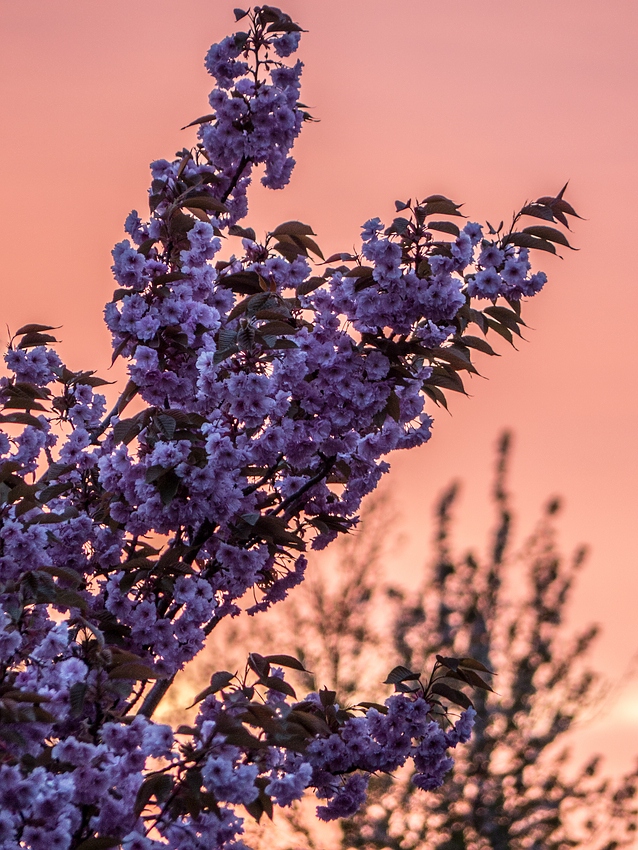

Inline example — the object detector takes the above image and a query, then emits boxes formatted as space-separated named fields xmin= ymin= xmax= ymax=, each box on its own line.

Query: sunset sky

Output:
xmin=1 ymin=0 xmax=637 ymax=779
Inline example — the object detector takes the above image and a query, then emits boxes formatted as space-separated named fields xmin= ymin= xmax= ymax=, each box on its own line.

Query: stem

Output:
xmin=138 ymin=455 xmax=328 ymax=719
xmin=138 ymin=676 xmax=173 ymax=719
xmin=89 ymin=380 xmax=138 ymax=443
xmin=220 ymin=155 xmax=251 ymax=205
xmin=271 ymin=455 xmax=336 ymax=519
xmin=138 ymin=521 xmax=217 ymax=718
xmin=242 ymin=454 xmax=284 ymax=496
xmin=139 ymin=461 xmax=336 ymax=721
xmin=137 ymin=613 xmax=220 ymax=719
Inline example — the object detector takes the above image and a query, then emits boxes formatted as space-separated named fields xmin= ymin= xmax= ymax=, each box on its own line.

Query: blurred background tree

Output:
xmin=185 ymin=434 xmax=638 ymax=849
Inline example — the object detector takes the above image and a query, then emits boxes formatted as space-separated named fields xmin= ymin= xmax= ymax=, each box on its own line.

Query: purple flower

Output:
xmin=316 ymin=773 xmax=369 ymax=821
xmin=271 ymin=32 xmax=301 ymax=58
xmin=468 ymin=267 xmax=502 ymax=300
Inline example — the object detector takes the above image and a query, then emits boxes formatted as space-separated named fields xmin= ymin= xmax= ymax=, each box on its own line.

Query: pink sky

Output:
xmin=1 ymin=0 xmax=637 ymax=777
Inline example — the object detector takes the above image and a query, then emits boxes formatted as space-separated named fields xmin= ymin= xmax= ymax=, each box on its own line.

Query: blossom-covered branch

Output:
xmin=0 ymin=6 xmax=578 ymax=849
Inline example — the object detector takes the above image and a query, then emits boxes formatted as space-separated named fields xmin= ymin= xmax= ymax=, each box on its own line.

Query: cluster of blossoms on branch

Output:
xmin=0 ymin=6 xmax=578 ymax=850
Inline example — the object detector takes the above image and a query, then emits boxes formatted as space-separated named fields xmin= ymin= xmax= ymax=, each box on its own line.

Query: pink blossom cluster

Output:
xmin=0 ymin=6 xmax=577 ymax=849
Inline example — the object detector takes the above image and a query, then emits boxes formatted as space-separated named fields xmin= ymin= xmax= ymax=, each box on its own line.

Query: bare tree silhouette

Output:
xmin=201 ymin=434 xmax=638 ymax=850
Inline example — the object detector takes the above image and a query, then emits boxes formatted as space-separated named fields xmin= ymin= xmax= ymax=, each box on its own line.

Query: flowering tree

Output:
xmin=0 ymin=6 xmax=579 ymax=850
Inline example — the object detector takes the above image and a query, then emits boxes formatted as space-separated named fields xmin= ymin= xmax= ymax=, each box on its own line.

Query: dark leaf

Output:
xmin=209 ymin=670 xmax=235 ymax=694
xmin=422 ymin=385 xmax=449 ymax=410
xmin=248 ymin=652 xmax=270 ymax=679
xmin=145 ymin=465 xmax=168 ymax=484
xmin=135 ymin=773 xmax=174 ymax=816
xmin=82 ymin=375 xmax=115 ymax=388
xmin=0 ymin=460 xmax=21 ymax=481
xmin=181 ymin=113 xmax=216 ymax=130
xmin=484 ymin=306 xmax=526 ymax=336
xmin=3 ymin=689 xmax=50 ymax=705
xmin=157 ymin=470 xmax=181 ymax=506
xmin=1 ymin=397 xmax=47 ymax=412
xmin=419 ymin=200 xmax=465 ymax=218
xmin=287 ymin=709 xmax=331 ymax=736
xmin=428 ymin=220 xmax=460 ymax=237
xmin=113 ymin=416 xmax=144 ymax=446
xmin=422 ymin=193 xmax=456 ymax=204
xmin=117 ymin=570 xmax=144 ymax=594
xmin=520 ymin=203 xmax=556 ymax=223
xmin=17 ymin=332 xmax=58 ymax=349
xmin=229 ymin=224 xmax=257 ymax=240
xmin=436 ymin=655 xmax=460 ymax=671
xmin=110 ymin=333 xmax=132 ymax=366
xmin=297 ymin=233 xmax=324 ymax=260
xmin=14 ymin=323 xmax=58 ymax=336
xmin=190 ymin=671 xmax=235 ymax=706
xmin=41 ymin=461 xmax=76 ymax=481
xmin=468 ymin=308 xmax=488 ymax=334
xmin=176 ymin=725 xmax=198 ymax=736
xmin=459 ymin=335 xmax=498 ymax=356
xmin=395 ymin=681 xmax=421 ymax=694
xmin=456 ymin=667 xmax=494 ymax=692
xmin=271 ymin=239 xmax=305 ymax=262
xmin=30 ymin=507 xmax=80 ymax=524
xmin=39 ymin=565 xmax=83 ymax=586
xmin=53 ymin=588 xmax=87 ymax=611
xmin=237 ymin=325 xmax=256 ymax=352
xmin=522 ymin=225 xmax=575 ymax=249
xmin=459 ymin=657 xmax=495 ymax=675
xmin=69 ymin=682 xmax=87 ymax=717
xmin=218 ymin=327 xmax=238 ymax=350
xmin=153 ymin=271 xmax=189 ymax=285
xmin=271 ymin=220 xmax=316 ymax=238
xmin=430 ymin=682 xmax=473 ymax=709
xmin=75 ymin=839 xmax=121 ymax=850
xmin=227 ymin=295 xmax=253 ymax=322
xmin=485 ymin=318 xmax=513 ymax=344
xmin=187 ymin=206 xmax=213 ymax=223
xmin=259 ymin=5 xmax=284 ymax=23
xmin=257 ymin=320 xmax=297 ymax=336
xmin=8 ymin=479 xmax=38 ymax=503
xmin=424 ymin=369 xmax=467 ymax=395
xmin=264 ymin=676 xmax=296 ymax=698
xmin=218 ymin=271 xmax=262 ymax=294
xmin=181 ymin=195 xmax=229 ymax=214
xmin=503 ymin=233 xmax=557 ymax=255
xmin=137 ymin=238 xmax=157 ymax=257
xmin=157 ymin=414 xmax=177 ymax=440
xmin=244 ymin=797 xmax=266 ymax=824
xmin=169 ymin=213 xmax=196 ymax=238
xmin=432 ymin=346 xmax=477 ymax=373
xmin=8 ymin=382 xmax=50 ymax=400
xmin=385 ymin=390 xmax=401 ymax=422
xmin=264 ymin=654 xmax=308 ymax=672
xmin=551 ymin=197 xmax=582 ymax=218
xmin=213 ymin=345 xmax=239 ymax=365
xmin=345 ymin=265 xmax=374 ymax=279
xmin=176 ymin=150 xmax=191 ymax=178
xmin=389 ymin=217 xmax=411 ymax=234
xmin=319 ymin=688 xmax=336 ymax=707
xmin=384 ymin=665 xmax=421 ymax=685
xmin=323 ymin=252 xmax=357 ymax=264
xmin=108 ymin=662 xmax=163 ymax=680
xmin=355 ymin=701 xmax=389 ymax=714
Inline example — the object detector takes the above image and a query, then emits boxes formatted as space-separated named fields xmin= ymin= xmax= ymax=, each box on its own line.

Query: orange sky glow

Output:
xmin=1 ymin=0 xmax=637 ymax=786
